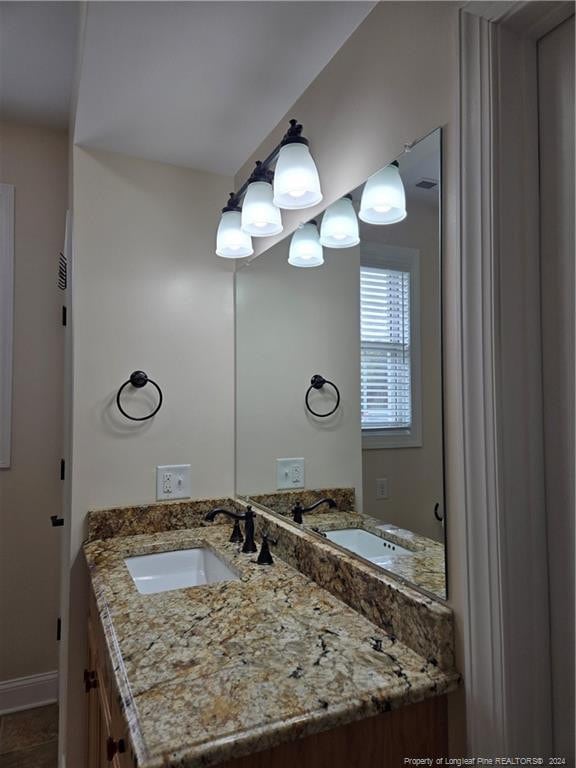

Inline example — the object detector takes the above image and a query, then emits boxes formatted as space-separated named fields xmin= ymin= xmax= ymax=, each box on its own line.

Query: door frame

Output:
xmin=57 ymin=210 xmax=74 ymax=767
xmin=0 ymin=184 xmax=14 ymax=469
xmin=458 ymin=0 xmax=574 ymax=754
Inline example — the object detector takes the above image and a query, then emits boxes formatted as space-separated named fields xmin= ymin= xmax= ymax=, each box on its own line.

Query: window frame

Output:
xmin=360 ymin=243 xmax=422 ymax=450
xmin=0 ymin=184 xmax=14 ymax=468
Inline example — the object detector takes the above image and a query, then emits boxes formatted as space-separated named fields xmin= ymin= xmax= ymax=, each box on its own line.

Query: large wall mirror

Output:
xmin=235 ymin=129 xmax=447 ymax=600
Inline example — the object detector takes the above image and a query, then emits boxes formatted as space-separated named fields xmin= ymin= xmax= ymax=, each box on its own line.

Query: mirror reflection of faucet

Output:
xmin=291 ymin=497 xmax=337 ymax=524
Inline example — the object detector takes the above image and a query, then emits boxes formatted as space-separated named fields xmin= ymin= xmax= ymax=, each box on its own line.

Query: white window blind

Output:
xmin=360 ymin=265 xmax=411 ymax=431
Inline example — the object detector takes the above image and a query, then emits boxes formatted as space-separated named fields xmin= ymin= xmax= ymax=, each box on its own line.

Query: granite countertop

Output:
xmin=85 ymin=523 xmax=459 ymax=768
xmin=302 ymin=510 xmax=446 ymax=598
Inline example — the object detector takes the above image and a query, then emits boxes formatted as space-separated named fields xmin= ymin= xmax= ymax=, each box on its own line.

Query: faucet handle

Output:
xmin=229 ymin=519 xmax=244 ymax=544
xmin=292 ymin=501 xmax=304 ymax=524
xmin=257 ymin=533 xmax=278 ymax=565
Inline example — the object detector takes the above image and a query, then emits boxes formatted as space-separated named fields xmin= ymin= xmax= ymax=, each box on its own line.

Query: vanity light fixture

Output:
xmin=215 ymin=198 xmax=254 ymax=259
xmin=241 ymin=162 xmax=283 ymax=237
xmin=215 ymin=119 xmax=321 ymax=258
xmin=359 ymin=161 xmax=407 ymax=225
xmin=288 ymin=221 xmax=324 ymax=268
xmin=273 ymin=121 xmax=322 ymax=209
xmin=319 ymin=195 xmax=360 ymax=248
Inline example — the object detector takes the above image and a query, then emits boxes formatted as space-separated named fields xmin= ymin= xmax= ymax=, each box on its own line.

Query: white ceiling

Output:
xmin=73 ymin=1 xmax=374 ymax=175
xmin=0 ymin=2 xmax=78 ymax=126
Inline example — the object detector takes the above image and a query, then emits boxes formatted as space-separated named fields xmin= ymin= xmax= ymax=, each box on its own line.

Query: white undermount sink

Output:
xmin=324 ymin=528 xmax=412 ymax=567
xmin=124 ymin=548 xmax=240 ymax=595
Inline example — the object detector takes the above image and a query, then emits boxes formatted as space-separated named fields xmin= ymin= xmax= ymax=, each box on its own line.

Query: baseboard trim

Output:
xmin=0 ymin=671 xmax=58 ymax=715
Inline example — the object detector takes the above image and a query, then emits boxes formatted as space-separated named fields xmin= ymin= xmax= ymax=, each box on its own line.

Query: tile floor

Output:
xmin=0 ymin=704 xmax=58 ymax=767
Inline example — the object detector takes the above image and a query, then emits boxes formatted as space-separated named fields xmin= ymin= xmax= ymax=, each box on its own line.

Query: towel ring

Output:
xmin=116 ymin=371 xmax=163 ymax=421
xmin=305 ymin=374 xmax=340 ymax=418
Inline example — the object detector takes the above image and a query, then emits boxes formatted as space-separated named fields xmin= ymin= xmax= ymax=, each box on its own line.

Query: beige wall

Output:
xmin=64 ymin=146 xmax=234 ymax=765
xmin=0 ymin=121 xmax=67 ymax=681
xmin=361 ymin=199 xmax=444 ymax=542
xmin=234 ymin=0 xmax=465 ymax=751
xmin=236 ymin=238 xmax=362 ymax=500
xmin=70 ymin=148 xmax=235 ymax=513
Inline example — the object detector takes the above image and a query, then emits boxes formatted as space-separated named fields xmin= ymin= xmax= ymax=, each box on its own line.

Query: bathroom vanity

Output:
xmin=84 ymin=497 xmax=459 ymax=768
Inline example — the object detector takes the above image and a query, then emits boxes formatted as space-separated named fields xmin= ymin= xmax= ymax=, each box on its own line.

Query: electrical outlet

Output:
xmin=156 ymin=465 xmax=191 ymax=500
xmin=376 ymin=477 xmax=389 ymax=499
xmin=276 ymin=458 xmax=305 ymax=490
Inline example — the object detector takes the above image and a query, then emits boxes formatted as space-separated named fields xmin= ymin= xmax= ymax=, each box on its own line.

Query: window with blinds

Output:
xmin=360 ymin=265 xmax=412 ymax=432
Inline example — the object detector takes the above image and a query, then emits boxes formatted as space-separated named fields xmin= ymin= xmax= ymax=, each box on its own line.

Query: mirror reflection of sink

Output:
xmin=324 ymin=529 xmax=412 ymax=567
xmin=125 ymin=548 xmax=240 ymax=595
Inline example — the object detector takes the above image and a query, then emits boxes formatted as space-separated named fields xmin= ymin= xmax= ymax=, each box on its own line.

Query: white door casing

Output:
xmin=537 ymin=15 xmax=575 ymax=760
xmin=0 ymin=184 xmax=14 ymax=469
xmin=57 ymin=211 xmax=74 ymax=768
xmin=458 ymin=1 xmax=574 ymax=755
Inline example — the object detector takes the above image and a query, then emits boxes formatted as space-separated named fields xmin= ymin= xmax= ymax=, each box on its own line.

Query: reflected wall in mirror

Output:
xmin=235 ymin=129 xmax=446 ymax=600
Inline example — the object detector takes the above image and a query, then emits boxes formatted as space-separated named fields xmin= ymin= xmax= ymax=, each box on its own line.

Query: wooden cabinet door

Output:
xmin=108 ymin=685 xmax=131 ymax=768
xmin=86 ymin=641 xmax=104 ymax=768
xmin=88 ymin=595 xmax=134 ymax=768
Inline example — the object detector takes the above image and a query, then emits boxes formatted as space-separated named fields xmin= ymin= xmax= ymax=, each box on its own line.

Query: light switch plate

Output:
xmin=276 ymin=458 xmax=305 ymax=490
xmin=156 ymin=465 xmax=191 ymax=500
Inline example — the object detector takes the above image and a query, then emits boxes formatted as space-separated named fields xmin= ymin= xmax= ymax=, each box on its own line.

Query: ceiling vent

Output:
xmin=415 ymin=178 xmax=438 ymax=190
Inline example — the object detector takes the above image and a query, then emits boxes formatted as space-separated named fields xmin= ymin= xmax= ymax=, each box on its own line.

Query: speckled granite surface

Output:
xmin=87 ymin=498 xmax=245 ymax=542
xmin=248 ymin=506 xmax=454 ymax=669
xmin=86 ymin=497 xmax=454 ymax=667
xmin=302 ymin=511 xmax=446 ymax=599
xmin=85 ymin=524 xmax=459 ymax=768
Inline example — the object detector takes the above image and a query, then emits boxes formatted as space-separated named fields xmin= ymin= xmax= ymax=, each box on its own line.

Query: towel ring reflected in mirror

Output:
xmin=305 ymin=374 xmax=341 ymax=418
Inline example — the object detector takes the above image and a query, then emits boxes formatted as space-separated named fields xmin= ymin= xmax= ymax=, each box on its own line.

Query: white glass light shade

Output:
xmin=288 ymin=222 xmax=324 ymax=268
xmin=241 ymin=181 xmax=283 ymax=237
xmin=273 ymin=143 xmax=323 ymax=209
xmin=215 ymin=211 xmax=253 ymax=258
xmin=320 ymin=197 xmax=360 ymax=248
xmin=359 ymin=164 xmax=407 ymax=225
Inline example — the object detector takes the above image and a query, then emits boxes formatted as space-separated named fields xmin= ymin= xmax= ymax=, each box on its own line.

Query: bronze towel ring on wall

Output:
xmin=116 ymin=371 xmax=163 ymax=421
xmin=305 ymin=374 xmax=341 ymax=418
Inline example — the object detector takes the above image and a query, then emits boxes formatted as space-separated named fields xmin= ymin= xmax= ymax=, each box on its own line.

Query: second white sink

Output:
xmin=125 ymin=547 xmax=240 ymax=595
xmin=325 ymin=528 xmax=412 ymax=567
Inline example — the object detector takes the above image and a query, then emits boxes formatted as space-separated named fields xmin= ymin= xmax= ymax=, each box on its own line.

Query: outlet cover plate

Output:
xmin=276 ymin=458 xmax=305 ymax=490
xmin=376 ymin=477 xmax=389 ymax=499
xmin=156 ymin=465 xmax=191 ymax=500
